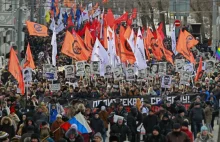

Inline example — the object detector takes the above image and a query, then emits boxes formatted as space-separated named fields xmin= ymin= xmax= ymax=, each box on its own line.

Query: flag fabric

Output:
xmin=26 ymin=21 xmax=48 ymax=36
xmin=132 ymin=8 xmax=137 ymax=19
xmin=176 ymin=30 xmax=197 ymax=64
xmin=215 ymin=47 xmax=220 ymax=60
xmin=91 ymin=38 xmax=109 ymax=76
xmin=84 ymin=27 xmax=94 ymax=51
xmin=195 ymin=57 xmax=203 ymax=82
xmin=82 ymin=10 xmax=89 ymax=21
xmin=104 ymin=9 xmax=115 ymax=27
xmin=61 ymin=112 xmax=92 ymax=133
xmin=124 ymin=26 xmax=135 ymax=53
xmin=119 ymin=26 xmax=136 ymax=64
xmin=51 ymin=27 xmax=57 ymax=66
xmin=45 ymin=11 xmax=51 ymax=23
xmin=157 ymin=22 xmax=165 ymax=41
xmin=61 ymin=31 xmax=90 ymax=61
xmin=114 ymin=12 xmax=128 ymax=25
xmin=9 ymin=48 xmax=25 ymax=95
xmin=107 ymin=27 xmax=118 ymax=66
xmin=144 ymin=28 xmax=154 ymax=60
xmin=171 ymin=26 xmax=178 ymax=55
xmin=24 ymin=43 xmax=35 ymax=69
xmin=135 ymin=28 xmax=147 ymax=70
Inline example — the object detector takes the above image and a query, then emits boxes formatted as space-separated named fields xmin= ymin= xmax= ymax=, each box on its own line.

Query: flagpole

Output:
xmin=26 ymin=81 xmax=28 ymax=110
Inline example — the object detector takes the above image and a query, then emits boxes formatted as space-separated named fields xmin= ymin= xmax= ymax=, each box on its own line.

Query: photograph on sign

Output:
xmin=76 ymin=61 xmax=85 ymax=76
xmin=183 ymin=63 xmax=194 ymax=75
xmin=126 ymin=67 xmax=135 ymax=81
xmin=113 ymin=67 xmax=122 ymax=81
xmin=84 ymin=64 xmax=91 ymax=77
xmin=49 ymin=83 xmax=61 ymax=91
xmin=205 ymin=60 xmax=215 ymax=73
xmin=91 ymin=61 xmax=100 ymax=75
xmin=23 ymin=68 xmax=32 ymax=82
xmin=161 ymin=75 xmax=172 ymax=88
xmin=175 ymin=59 xmax=185 ymax=72
xmin=47 ymin=67 xmax=58 ymax=80
xmin=180 ymin=71 xmax=190 ymax=85
xmin=158 ymin=62 xmax=167 ymax=75
xmin=65 ymin=65 xmax=75 ymax=78
xmin=43 ymin=64 xmax=52 ymax=77
xmin=104 ymin=64 xmax=113 ymax=78
xmin=150 ymin=63 xmax=158 ymax=76
xmin=137 ymin=69 xmax=146 ymax=81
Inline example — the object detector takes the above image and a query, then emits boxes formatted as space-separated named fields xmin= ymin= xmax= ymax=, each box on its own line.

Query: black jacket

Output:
xmin=127 ymin=113 xmax=137 ymax=134
xmin=159 ymin=119 xmax=173 ymax=135
xmin=190 ymin=107 xmax=205 ymax=123
xmin=66 ymin=134 xmax=84 ymax=142
xmin=143 ymin=114 xmax=159 ymax=134
xmin=90 ymin=117 xmax=105 ymax=134
xmin=110 ymin=123 xmax=132 ymax=142
xmin=145 ymin=133 xmax=166 ymax=142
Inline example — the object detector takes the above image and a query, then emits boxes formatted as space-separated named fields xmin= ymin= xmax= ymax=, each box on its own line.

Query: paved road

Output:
xmin=104 ymin=120 xmax=219 ymax=142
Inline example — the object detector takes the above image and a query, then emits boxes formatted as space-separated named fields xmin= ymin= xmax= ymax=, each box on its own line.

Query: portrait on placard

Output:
xmin=205 ymin=60 xmax=215 ymax=73
xmin=91 ymin=61 xmax=100 ymax=75
xmin=76 ymin=61 xmax=85 ymax=76
xmin=126 ymin=67 xmax=135 ymax=81
xmin=158 ymin=62 xmax=167 ymax=75
xmin=47 ymin=67 xmax=58 ymax=80
xmin=137 ymin=69 xmax=146 ymax=80
xmin=104 ymin=64 xmax=113 ymax=78
xmin=180 ymin=71 xmax=190 ymax=85
xmin=43 ymin=64 xmax=52 ymax=77
xmin=183 ymin=63 xmax=194 ymax=75
xmin=161 ymin=75 xmax=172 ymax=88
xmin=175 ymin=59 xmax=185 ymax=72
xmin=23 ymin=68 xmax=32 ymax=82
xmin=150 ymin=64 xmax=158 ymax=75
xmin=64 ymin=65 xmax=75 ymax=78
xmin=84 ymin=64 xmax=91 ymax=76
xmin=113 ymin=67 xmax=122 ymax=80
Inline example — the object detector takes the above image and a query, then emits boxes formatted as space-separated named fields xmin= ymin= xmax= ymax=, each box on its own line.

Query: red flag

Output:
xmin=114 ymin=12 xmax=128 ymax=25
xmin=157 ymin=22 xmax=165 ymax=41
xmin=102 ymin=0 xmax=109 ymax=3
xmin=132 ymin=8 xmax=137 ymax=19
xmin=104 ymin=9 xmax=115 ymax=27
xmin=24 ymin=43 xmax=35 ymax=69
xmin=195 ymin=57 xmax=203 ymax=82
xmin=9 ymin=48 xmax=25 ymax=95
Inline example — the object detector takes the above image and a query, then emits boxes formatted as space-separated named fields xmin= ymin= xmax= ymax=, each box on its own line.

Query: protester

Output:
xmin=51 ymin=114 xmax=65 ymax=142
xmin=204 ymin=101 xmax=213 ymax=133
xmin=65 ymin=125 xmax=84 ymax=142
xmin=194 ymin=126 xmax=214 ymax=142
xmin=143 ymin=109 xmax=159 ymax=135
xmin=145 ymin=125 xmax=166 ymax=142
xmin=93 ymin=132 xmax=103 ymax=142
xmin=159 ymin=113 xmax=173 ymax=135
xmin=0 ymin=131 xmax=9 ymax=142
xmin=90 ymin=112 xmax=105 ymax=139
xmin=181 ymin=121 xmax=193 ymax=142
xmin=0 ymin=116 xmax=15 ymax=140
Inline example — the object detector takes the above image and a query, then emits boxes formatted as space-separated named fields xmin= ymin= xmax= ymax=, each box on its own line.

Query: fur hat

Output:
xmin=94 ymin=132 xmax=103 ymax=141
xmin=0 ymin=131 xmax=9 ymax=140
xmin=65 ymin=127 xmax=78 ymax=138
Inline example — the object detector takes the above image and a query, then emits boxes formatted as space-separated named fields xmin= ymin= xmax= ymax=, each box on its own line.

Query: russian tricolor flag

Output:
xmin=61 ymin=112 xmax=92 ymax=133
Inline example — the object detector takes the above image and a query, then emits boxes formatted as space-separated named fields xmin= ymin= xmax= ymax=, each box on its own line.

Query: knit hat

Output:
xmin=163 ymin=113 xmax=169 ymax=119
xmin=0 ymin=131 xmax=9 ymax=140
xmin=182 ymin=121 xmax=189 ymax=127
xmin=178 ymin=108 xmax=185 ymax=114
xmin=56 ymin=114 xmax=62 ymax=118
xmin=173 ymin=123 xmax=181 ymax=129
xmin=31 ymin=133 xmax=40 ymax=142
xmin=153 ymin=125 xmax=160 ymax=132
xmin=94 ymin=132 xmax=103 ymax=141
xmin=201 ymin=126 xmax=208 ymax=132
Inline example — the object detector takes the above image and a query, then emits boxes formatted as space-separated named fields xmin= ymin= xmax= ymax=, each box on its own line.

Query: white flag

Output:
xmin=135 ymin=28 xmax=147 ymax=70
xmin=93 ymin=7 xmax=101 ymax=18
xmin=51 ymin=26 xmax=57 ymax=66
xmin=91 ymin=38 xmax=109 ymax=76
xmin=171 ymin=26 xmax=178 ymax=55
xmin=49 ymin=18 xmax=64 ymax=34
xmin=107 ymin=27 xmax=118 ymax=67
xmin=82 ymin=10 xmax=89 ymax=21
xmin=127 ymin=29 xmax=135 ymax=53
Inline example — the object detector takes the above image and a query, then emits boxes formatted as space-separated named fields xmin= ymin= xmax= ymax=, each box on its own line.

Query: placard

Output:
xmin=137 ymin=69 xmax=146 ymax=81
xmin=161 ymin=75 xmax=172 ymax=88
xmin=104 ymin=64 xmax=113 ymax=78
xmin=22 ymin=67 xmax=32 ymax=82
xmin=205 ymin=60 xmax=215 ymax=73
xmin=91 ymin=61 xmax=100 ymax=75
xmin=113 ymin=66 xmax=122 ymax=81
xmin=49 ymin=83 xmax=61 ymax=91
xmin=183 ymin=63 xmax=194 ymax=75
xmin=180 ymin=71 xmax=190 ymax=85
xmin=65 ymin=65 xmax=75 ymax=78
xmin=175 ymin=59 xmax=185 ymax=72
xmin=85 ymin=64 xmax=91 ymax=77
xmin=76 ymin=61 xmax=85 ymax=76
xmin=47 ymin=66 xmax=58 ymax=80
xmin=150 ymin=63 xmax=158 ymax=75
xmin=126 ymin=67 xmax=135 ymax=81
xmin=158 ymin=62 xmax=167 ymax=75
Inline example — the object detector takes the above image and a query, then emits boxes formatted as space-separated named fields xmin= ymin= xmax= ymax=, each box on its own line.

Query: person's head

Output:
xmin=178 ymin=109 xmax=185 ymax=117
xmin=37 ymin=106 xmax=42 ymax=113
xmin=77 ymin=62 xmax=83 ymax=68
xmin=118 ymin=104 xmax=123 ymax=111
xmin=85 ymin=64 xmax=91 ymax=73
xmin=152 ymin=125 xmax=160 ymax=136
xmin=93 ymin=132 xmax=103 ymax=142
xmin=151 ymin=64 xmax=158 ymax=73
xmin=117 ymin=117 xmax=123 ymax=125
xmin=28 ymin=119 xmax=33 ymax=125
xmin=194 ymin=102 xmax=201 ymax=108
xmin=56 ymin=114 xmax=62 ymax=122
xmin=149 ymin=109 xmax=154 ymax=115
xmin=127 ymin=68 xmax=134 ymax=75
xmin=0 ymin=131 xmax=9 ymax=142
xmin=206 ymin=61 xmax=213 ymax=69
xmin=201 ymin=126 xmax=208 ymax=136
xmin=106 ymin=65 xmax=111 ymax=73
xmin=66 ymin=66 xmax=73 ymax=74
xmin=94 ymin=113 xmax=99 ymax=119
xmin=164 ymin=76 xmax=170 ymax=85
xmin=30 ymin=133 xmax=40 ymax=142
xmin=196 ymin=96 xmax=201 ymax=102
xmin=162 ymin=113 xmax=169 ymax=121
xmin=183 ymin=72 xmax=189 ymax=79
xmin=181 ymin=120 xmax=189 ymax=130
xmin=65 ymin=127 xmax=78 ymax=140
xmin=22 ymin=114 xmax=27 ymax=121
xmin=92 ymin=62 xmax=99 ymax=71
xmin=173 ymin=123 xmax=181 ymax=132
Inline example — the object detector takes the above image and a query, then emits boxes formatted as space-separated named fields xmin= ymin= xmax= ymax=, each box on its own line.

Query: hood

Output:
xmin=1 ymin=116 xmax=12 ymax=126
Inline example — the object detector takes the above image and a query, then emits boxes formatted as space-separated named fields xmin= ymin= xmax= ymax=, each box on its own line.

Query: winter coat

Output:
xmin=159 ymin=119 xmax=173 ymax=135
xmin=0 ymin=116 xmax=15 ymax=139
xmin=145 ymin=134 xmax=166 ymax=142
xmin=166 ymin=131 xmax=190 ymax=142
xmin=99 ymin=110 xmax=109 ymax=129
xmin=190 ymin=107 xmax=205 ymax=123
xmin=49 ymin=109 xmax=58 ymax=123
xmin=110 ymin=123 xmax=132 ymax=142
xmin=20 ymin=131 xmax=34 ymax=142
xmin=22 ymin=117 xmax=39 ymax=135
xmin=173 ymin=114 xmax=184 ymax=125
xmin=143 ymin=114 xmax=159 ymax=134
xmin=90 ymin=117 xmax=105 ymax=134
xmin=66 ymin=135 xmax=84 ymax=142
xmin=127 ymin=113 xmax=137 ymax=134
xmin=33 ymin=112 xmax=48 ymax=125
xmin=194 ymin=132 xmax=214 ymax=142
xmin=51 ymin=120 xmax=65 ymax=142
xmin=204 ymin=106 xmax=213 ymax=123
xmin=181 ymin=128 xmax=193 ymax=142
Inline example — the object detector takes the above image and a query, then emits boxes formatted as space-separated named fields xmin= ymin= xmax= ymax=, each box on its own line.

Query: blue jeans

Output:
xmin=192 ymin=122 xmax=203 ymax=139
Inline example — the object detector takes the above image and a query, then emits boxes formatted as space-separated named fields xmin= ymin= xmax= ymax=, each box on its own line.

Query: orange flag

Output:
xmin=195 ymin=57 xmax=203 ymax=82
xmin=119 ymin=26 xmax=136 ymax=64
xmin=84 ymin=28 xmax=94 ymax=51
xmin=144 ymin=28 xmax=154 ymax=60
xmin=103 ymin=27 xmax=108 ymax=49
xmin=23 ymin=43 xmax=35 ymax=69
xmin=26 ymin=21 xmax=48 ymax=37
xmin=9 ymin=48 xmax=25 ymax=95
xmin=61 ymin=31 xmax=90 ymax=61
xmin=176 ymin=30 xmax=196 ymax=64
